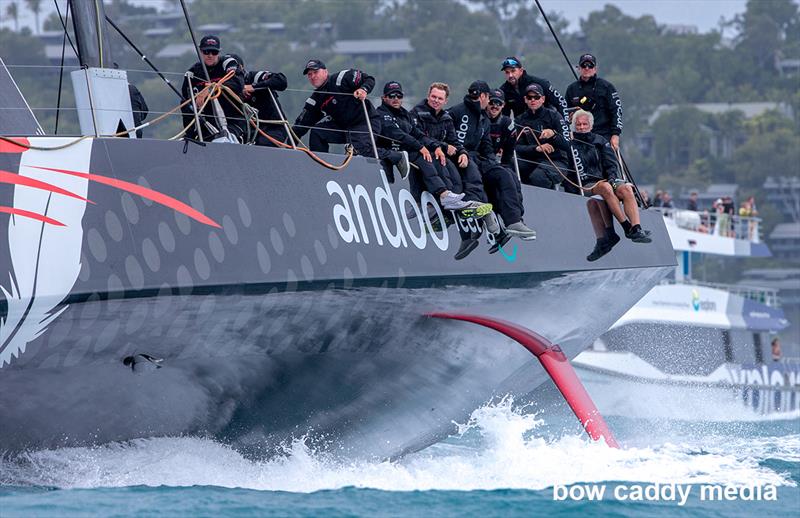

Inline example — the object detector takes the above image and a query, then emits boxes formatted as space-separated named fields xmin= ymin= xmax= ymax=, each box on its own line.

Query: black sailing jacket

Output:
xmin=293 ymin=69 xmax=375 ymax=136
xmin=565 ymin=75 xmax=623 ymax=138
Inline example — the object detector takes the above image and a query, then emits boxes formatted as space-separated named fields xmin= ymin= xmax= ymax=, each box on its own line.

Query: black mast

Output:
xmin=69 ymin=0 xmax=113 ymax=68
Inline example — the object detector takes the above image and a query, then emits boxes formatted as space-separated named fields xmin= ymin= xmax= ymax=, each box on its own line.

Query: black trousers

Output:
xmin=457 ymin=159 xmax=489 ymax=203
xmin=407 ymin=153 xmax=451 ymax=200
xmin=478 ymin=160 xmax=523 ymax=226
xmin=519 ymin=160 xmax=566 ymax=189
xmin=308 ymin=117 xmax=379 ymax=158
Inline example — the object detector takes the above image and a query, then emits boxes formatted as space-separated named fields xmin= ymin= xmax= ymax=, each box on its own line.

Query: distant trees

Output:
xmin=5 ymin=2 xmax=19 ymax=33
xmin=23 ymin=0 xmax=41 ymax=34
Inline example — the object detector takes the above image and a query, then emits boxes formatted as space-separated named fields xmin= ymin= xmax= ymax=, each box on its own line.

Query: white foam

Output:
xmin=2 ymin=398 xmax=797 ymax=492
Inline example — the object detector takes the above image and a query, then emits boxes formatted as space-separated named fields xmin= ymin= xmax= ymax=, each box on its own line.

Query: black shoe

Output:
xmin=587 ymin=239 xmax=609 ymax=261
xmin=489 ymin=231 xmax=512 ymax=254
xmin=455 ymin=238 xmax=479 ymax=260
xmin=625 ymin=225 xmax=652 ymax=243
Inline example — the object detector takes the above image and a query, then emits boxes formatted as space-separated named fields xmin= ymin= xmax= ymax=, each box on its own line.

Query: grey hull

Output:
xmin=0 ymin=137 xmax=674 ymax=458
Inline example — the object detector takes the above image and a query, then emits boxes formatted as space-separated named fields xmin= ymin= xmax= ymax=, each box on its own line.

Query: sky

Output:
xmin=0 ymin=0 xmax=750 ymax=35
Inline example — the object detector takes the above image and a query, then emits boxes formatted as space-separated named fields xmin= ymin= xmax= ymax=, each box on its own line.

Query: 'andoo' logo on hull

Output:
xmin=326 ymin=169 xmax=449 ymax=251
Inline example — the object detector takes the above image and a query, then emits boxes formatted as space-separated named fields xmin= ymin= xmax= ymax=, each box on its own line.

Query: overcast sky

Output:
xmin=0 ymin=0 xmax=749 ymax=35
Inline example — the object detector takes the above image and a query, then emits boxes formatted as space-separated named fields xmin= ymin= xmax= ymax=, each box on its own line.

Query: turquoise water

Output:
xmin=2 ymin=398 xmax=798 ymax=517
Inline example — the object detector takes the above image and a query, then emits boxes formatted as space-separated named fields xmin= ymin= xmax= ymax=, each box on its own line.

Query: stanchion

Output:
xmin=361 ymin=98 xmax=380 ymax=161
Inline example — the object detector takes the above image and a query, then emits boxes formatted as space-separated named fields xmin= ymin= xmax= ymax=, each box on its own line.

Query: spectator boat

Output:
xmin=573 ymin=207 xmax=799 ymax=420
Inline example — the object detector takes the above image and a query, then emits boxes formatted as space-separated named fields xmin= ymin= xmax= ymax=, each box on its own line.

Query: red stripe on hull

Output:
xmin=29 ymin=165 xmax=221 ymax=228
xmin=0 ymin=206 xmax=65 ymax=226
xmin=0 ymin=170 xmax=94 ymax=204
xmin=0 ymin=138 xmax=30 ymax=153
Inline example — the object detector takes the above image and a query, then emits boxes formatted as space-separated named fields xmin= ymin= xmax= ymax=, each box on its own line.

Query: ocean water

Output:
xmin=1 ymin=397 xmax=798 ymax=517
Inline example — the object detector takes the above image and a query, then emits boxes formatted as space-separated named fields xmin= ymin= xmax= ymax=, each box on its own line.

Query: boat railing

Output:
xmin=655 ymin=207 xmax=762 ymax=243
xmin=662 ymin=279 xmax=781 ymax=307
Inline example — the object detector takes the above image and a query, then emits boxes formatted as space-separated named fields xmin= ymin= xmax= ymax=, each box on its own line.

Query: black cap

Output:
xmin=578 ymin=53 xmax=596 ymax=66
xmin=525 ymin=83 xmax=544 ymax=96
xmin=489 ymin=89 xmax=505 ymax=102
xmin=383 ymin=81 xmax=403 ymax=95
xmin=199 ymin=35 xmax=220 ymax=51
xmin=303 ymin=59 xmax=326 ymax=75
xmin=468 ymin=80 xmax=491 ymax=97
xmin=501 ymin=56 xmax=522 ymax=70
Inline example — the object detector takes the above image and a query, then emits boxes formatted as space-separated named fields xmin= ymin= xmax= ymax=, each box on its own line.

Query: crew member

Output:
xmin=411 ymin=82 xmax=493 ymax=259
xmin=292 ymin=59 xmax=382 ymax=159
xmin=448 ymin=80 xmax=536 ymax=241
xmin=485 ymin=89 xmax=516 ymax=165
xmin=565 ymin=53 xmax=622 ymax=150
xmin=376 ymin=81 xmax=467 ymax=210
xmin=181 ymin=35 xmax=245 ymax=142
xmin=242 ymin=61 xmax=289 ymax=147
xmin=499 ymin=56 xmax=568 ymax=119
xmin=514 ymin=84 xmax=570 ymax=189
xmin=570 ymin=109 xmax=650 ymax=256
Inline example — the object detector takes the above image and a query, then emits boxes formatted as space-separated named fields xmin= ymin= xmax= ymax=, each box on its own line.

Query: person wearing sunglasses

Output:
xmin=181 ymin=35 xmax=246 ymax=142
xmin=498 ymin=56 xmax=568 ymax=121
xmin=485 ymin=89 xmax=516 ymax=166
xmin=374 ymin=81 xmax=468 ymax=212
xmin=565 ymin=53 xmax=623 ymax=151
xmin=514 ymin=83 xmax=571 ymax=189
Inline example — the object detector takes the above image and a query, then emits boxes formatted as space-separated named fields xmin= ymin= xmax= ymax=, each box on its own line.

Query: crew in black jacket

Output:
xmin=448 ymin=81 xmax=536 ymax=241
xmin=128 ymin=83 xmax=148 ymax=139
xmin=410 ymin=82 xmax=490 ymax=215
xmin=499 ymin=56 xmax=568 ymax=120
xmin=242 ymin=63 xmax=289 ymax=147
xmin=293 ymin=59 xmax=385 ymax=159
xmin=375 ymin=81 xmax=467 ymax=210
xmin=570 ymin=109 xmax=649 ymax=258
xmin=485 ymin=89 xmax=516 ymax=165
xmin=514 ymin=84 xmax=571 ymax=189
xmin=411 ymin=82 xmax=495 ymax=259
xmin=565 ymin=53 xmax=623 ymax=149
xmin=181 ymin=35 xmax=245 ymax=142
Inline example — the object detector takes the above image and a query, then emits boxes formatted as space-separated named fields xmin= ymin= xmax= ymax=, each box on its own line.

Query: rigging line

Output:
xmin=53 ymin=0 xmax=79 ymax=57
xmin=532 ymin=0 xmax=579 ymax=82
xmin=54 ymin=0 xmax=71 ymax=134
xmin=178 ymin=0 xmax=210 ymax=83
xmin=104 ymin=14 xmax=183 ymax=99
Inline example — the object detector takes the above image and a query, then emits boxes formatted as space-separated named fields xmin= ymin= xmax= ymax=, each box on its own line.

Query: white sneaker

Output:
xmin=440 ymin=191 xmax=470 ymax=210
xmin=398 ymin=151 xmax=410 ymax=180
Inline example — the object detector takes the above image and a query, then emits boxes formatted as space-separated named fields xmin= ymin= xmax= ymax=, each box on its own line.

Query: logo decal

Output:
xmin=0 ymin=138 xmax=220 ymax=368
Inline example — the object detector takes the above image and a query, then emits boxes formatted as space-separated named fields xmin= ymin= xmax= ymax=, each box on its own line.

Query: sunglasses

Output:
xmin=386 ymin=93 xmax=403 ymax=99
xmin=502 ymin=58 xmax=520 ymax=68
xmin=526 ymin=95 xmax=542 ymax=101
xmin=580 ymin=63 xmax=595 ymax=69
xmin=488 ymin=100 xmax=503 ymax=107
xmin=202 ymin=50 xmax=219 ymax=56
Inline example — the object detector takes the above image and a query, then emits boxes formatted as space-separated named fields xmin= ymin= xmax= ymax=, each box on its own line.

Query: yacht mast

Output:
xmin=70 ymin=0 xmax=114 ymax=68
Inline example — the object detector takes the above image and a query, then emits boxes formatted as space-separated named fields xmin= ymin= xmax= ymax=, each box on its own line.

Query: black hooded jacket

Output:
xmin=565 ymin=75 xmax=623 ymax=137
xmin=243 ymin=70 xmax=288 ymax=125
xmin=447 ymin=96 xmax=496 ymax=161
xmin=293 ymin=69 xmax=375 ymax=137
xmin=410 ymin=100 xmax=465 ymax=156
xmin=500 ymin=70 xmax=567 ymax=119
xmin=488 ymin=112 xmax=516 ymax=164
xmin=514 ymin=106 xmax=571 ymax=164
xmin=570 ymin=131 xmax=620 ymax=183
xmin=375 ymin=102 xmax=426 ymax=152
